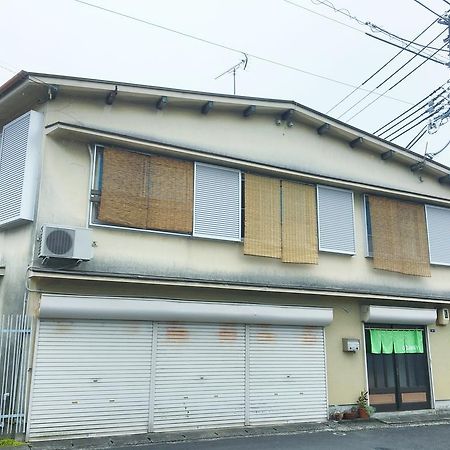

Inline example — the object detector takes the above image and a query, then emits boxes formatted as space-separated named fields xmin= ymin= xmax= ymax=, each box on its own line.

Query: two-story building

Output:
xmin=1 ymin=71 xmax=450 ymax=441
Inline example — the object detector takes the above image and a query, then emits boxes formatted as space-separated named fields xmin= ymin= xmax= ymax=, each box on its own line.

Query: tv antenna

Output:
xmin=215 ymin=54 xmax=248 ymax=95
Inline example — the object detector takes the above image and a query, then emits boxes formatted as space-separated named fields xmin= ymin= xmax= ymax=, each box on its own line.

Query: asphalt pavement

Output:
xmin=10 ymin=410 xmax=450 ymax=450
xmin=114 ymin=423 xmax=450 ymax=450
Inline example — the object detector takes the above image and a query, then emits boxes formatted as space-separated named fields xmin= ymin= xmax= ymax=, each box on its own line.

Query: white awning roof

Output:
xmin=40 ymin=295 xmax=333 ymax=327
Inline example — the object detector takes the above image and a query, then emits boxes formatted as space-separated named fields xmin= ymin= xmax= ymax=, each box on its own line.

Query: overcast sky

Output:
xmin=1 ymin=0 xmax=449 ymax=163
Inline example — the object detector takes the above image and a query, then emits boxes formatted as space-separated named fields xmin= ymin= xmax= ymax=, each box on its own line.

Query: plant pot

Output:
xmin=343 ymin=411 xmax=358 ymax=420
xmin=358 ymin=407 xmax=369 ymax=419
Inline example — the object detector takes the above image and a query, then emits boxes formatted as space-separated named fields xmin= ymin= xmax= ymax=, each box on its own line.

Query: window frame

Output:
xmin=316 ymin=184 xmax=356 ymax=255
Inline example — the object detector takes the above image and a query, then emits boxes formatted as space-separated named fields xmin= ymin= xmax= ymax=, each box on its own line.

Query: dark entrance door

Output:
xmin=365 ymin=325 xmax=431 ymax=412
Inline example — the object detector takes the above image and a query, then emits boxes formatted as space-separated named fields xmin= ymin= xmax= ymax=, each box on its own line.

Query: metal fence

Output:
xmin=0 ymin=315 xmax=32 ymax=436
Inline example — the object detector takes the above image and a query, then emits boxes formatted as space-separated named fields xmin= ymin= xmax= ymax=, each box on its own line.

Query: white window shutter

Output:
xmin=193 ymin=162 xmax=241 ymax=241
xmin=0 ymin=110 xmax=43 ymax=229
xmin=425 ymin=205 xmax=450 ymax=266
xmin=317 ymin=185 xmax=355 ymax=254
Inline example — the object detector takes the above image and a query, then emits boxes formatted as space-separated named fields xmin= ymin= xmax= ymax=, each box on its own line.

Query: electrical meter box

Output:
xmin=437 ymin=308 xmax=449 ymax=326
xmin=342 ymin=338 xmax=360 ymax=352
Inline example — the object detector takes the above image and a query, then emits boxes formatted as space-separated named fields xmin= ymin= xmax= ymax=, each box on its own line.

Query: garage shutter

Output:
xmin=153 ymin=322 xmax=246 ymax=430
xmin=28 ymin=320 xmax=153 ymax=440
xmin=248 ymin=325 xmax=327 ymax=424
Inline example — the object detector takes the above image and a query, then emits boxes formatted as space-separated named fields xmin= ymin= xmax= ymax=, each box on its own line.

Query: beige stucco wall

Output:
xmin=44 ymin=95 xmax=450 ymax=200
xmin=428 ymin=323 xmax=450 ymax=402
xmin=35 ymin=124 xmax=450 ymax=301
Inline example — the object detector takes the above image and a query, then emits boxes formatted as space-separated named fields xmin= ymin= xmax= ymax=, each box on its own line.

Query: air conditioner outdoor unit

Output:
xmin=39 ymin=225 xmax=93 ymax=260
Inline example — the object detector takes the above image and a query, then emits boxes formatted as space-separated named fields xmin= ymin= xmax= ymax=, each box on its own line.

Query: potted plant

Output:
xmin=357 ymin=390 xmax=376 ymax=419
xmin=343 ymin=407 xmax=359 ymax=420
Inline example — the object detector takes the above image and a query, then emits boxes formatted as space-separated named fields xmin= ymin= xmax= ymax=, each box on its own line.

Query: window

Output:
xmin=317 ymin=185 xmax=355 ymax=254
xmin=425 ymin=204 xmax=450 ymax=266
xmin=364 ymin=195 xmax=373 ymax=257
xmin=0 ymin=111 xmax=43 ymax=229
xmin=243 ymin=174 xmax=318 ymax=264
xmin=193 ymin=162 xmax=241 ymax=241
xmin=366 ymin=195 xmax=430 ymax=277
xmin=92 ymin=147 xmax=242 ymax=241
xmin=94 ymin=147 xmax=194 ymax=233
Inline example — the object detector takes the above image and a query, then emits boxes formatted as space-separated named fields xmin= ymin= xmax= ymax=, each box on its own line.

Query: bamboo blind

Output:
xmin=98 ymin=148 xmax=148 ymax=229
xmin=147 ymin=156 xmax=194 ymax=233
xmin=281 ymin=181 xmax=318 ymax=264
xmin=244 ymin=174 xmax=282 ymax=258
xmin=369 ymin=195 xmax=431 ymax=277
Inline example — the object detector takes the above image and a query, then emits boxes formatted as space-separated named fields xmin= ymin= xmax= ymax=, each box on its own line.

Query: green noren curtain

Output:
xmin=369 ymin=329 xmax=423 ymax=354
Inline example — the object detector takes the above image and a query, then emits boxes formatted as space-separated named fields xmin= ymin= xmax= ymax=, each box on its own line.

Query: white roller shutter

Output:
xmin=193 ymin=162 xmax=241 ymax=241
xmin=317 ymin=185 xmax=355 ymax=254
xmin=28 ymin=320 xmax=153 ymax=440
xmin=153 ymin=322 xmax=246 ymax=430
xmin=0 ymin=110 xmax=43 ymax=229
xmin=248 ymin=325 xmax=327 ymax=425
xmin=425 ymin=204 xmax=450 ymax=266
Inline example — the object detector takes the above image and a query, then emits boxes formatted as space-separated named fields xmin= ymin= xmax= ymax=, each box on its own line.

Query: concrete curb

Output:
xmin=4 ymin=415 xmax=450 ymax=450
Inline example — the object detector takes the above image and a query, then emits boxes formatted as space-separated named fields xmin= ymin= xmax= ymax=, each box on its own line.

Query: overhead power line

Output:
xmin=309 ymin=0 xmax=368 ymax=26
xmin=299 ymin=0 xmax=448 ymax=59
xmin=344 ymin=39 xmax=448 ymax=122
xmin=406 ymin=125 xmax=428 ymax=149
xmin=71 ymin=0 xmax=414 ymax=105
xmin=427 ymin=138 xmax=450 ymax=158
xmin=282 ymin=0 xmax=364 ymax=33
xmin=336 ymin=27 xmax=446 ymax=120
xmin=384 ymin=100 xmax=445 ymax=139
xmin=387 ymin=104 xmax=445 ymax=141
xmin=375 ymin=84 xmax=447 ymax=136
xmin=370 ymin=24 xmax=448 ymax=54
xmin=412 ymin=0 xmax=447 ymax=19
xmin=326 ymin=19 xmax=438 ymax=114
xmin=327 ymin=20 xmax=436 ymax=118
xmin=365 ymin=33 xmax=447 ymax=65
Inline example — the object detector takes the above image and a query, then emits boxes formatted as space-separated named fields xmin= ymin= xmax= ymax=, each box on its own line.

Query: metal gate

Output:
xmin=0 ymin=315 xmax=33 ymax=436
